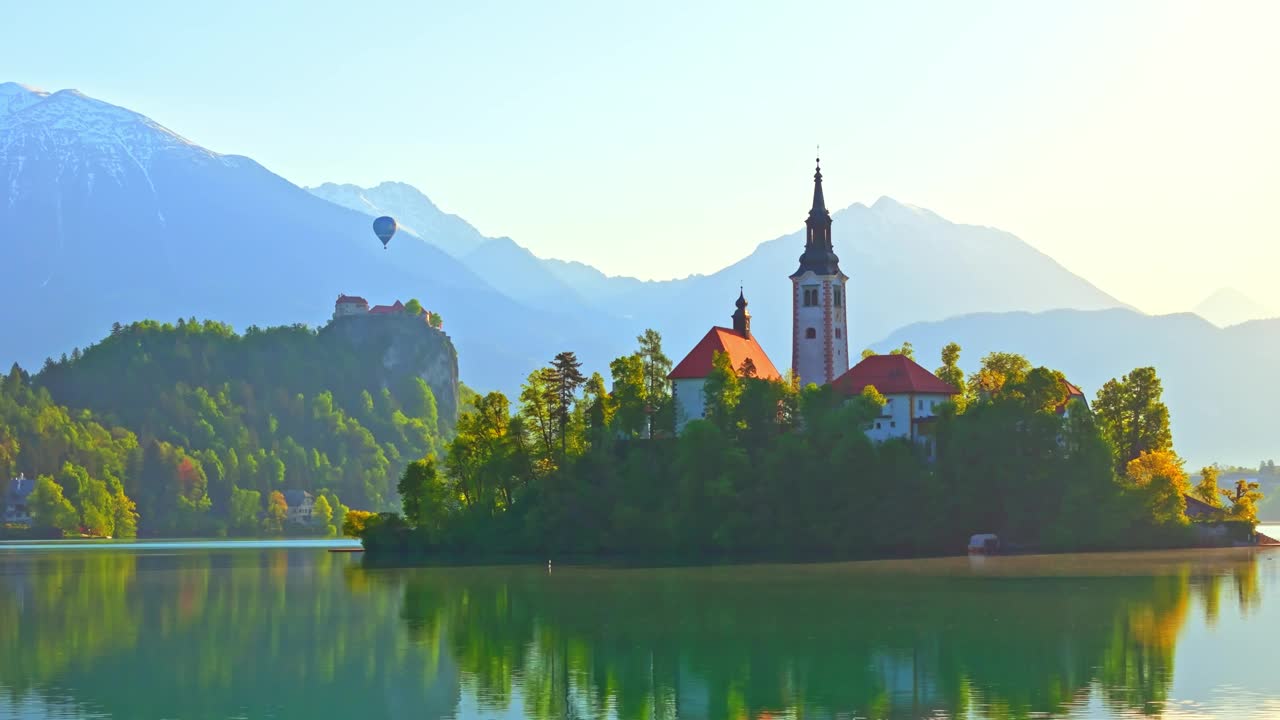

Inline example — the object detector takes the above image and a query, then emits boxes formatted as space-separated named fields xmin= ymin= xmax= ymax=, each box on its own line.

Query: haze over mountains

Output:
xmin=1 ymin=82 xmax=1275 ymax=465
xmin=1192 ymin=287 xmax=1276 ymax=328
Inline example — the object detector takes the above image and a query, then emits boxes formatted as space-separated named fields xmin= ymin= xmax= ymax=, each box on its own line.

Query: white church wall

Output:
xmin=673 ymin=378 xmax=707 ymax=433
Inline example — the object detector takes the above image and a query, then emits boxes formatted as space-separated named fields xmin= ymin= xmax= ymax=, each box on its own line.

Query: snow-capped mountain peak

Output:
xmin=1 ymin=81 xmax=238 ymax=205
xmin=0 ymin=82 xmax=49 ymax=119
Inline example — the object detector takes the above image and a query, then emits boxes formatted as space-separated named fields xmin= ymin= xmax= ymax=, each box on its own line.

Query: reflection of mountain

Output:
xmin=0 ymin=549 xmax=1263 ymax=720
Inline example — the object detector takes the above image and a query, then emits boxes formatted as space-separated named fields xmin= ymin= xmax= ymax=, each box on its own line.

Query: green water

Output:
xmin=2 ymin=540 xmax=1280 ymax=719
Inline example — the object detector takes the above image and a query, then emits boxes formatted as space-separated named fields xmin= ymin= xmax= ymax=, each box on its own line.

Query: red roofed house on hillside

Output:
xmin=669 ymin=290 xmax=781 ymax=432
xmin=832 ymin=353 xmax=958 ymax=451
xmin=368 ymin=300 xmax=405 ymax=315
xmin=1056 ymin=378 xmax=1089 ymax=418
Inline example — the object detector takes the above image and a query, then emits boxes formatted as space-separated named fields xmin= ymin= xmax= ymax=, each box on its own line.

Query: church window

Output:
xmin=805 ymin=327 xmax=816 ymax=339
xmin=833 ymin=287 xmax=843 ymax=307
xmin=835 ymin=328 xmax=842 ymax=339
xmin=802 ymin=286 xmax=819 ymax=306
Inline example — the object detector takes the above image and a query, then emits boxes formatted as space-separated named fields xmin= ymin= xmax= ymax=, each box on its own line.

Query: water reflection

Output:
xmin=0 ymin=547 xmax=1274 ymax=719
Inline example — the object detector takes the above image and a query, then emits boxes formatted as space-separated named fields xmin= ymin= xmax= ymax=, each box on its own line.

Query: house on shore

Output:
xmin=284 ymin=490 xmax=315 ymax=525
xmin=3 ymin=474 xmax=33 ymax=526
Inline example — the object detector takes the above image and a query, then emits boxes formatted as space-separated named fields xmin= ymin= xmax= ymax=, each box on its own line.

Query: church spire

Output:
xmin=792 ymin=154 xmax=840 ymax=278
xmin=731 ymin=286 xmax=751 ymax=338
xmin=810 ymin=156 xmax=827 ymax=219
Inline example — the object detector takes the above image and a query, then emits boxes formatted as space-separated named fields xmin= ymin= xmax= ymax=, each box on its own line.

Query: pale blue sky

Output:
xmin=5 ymin=1 xmax=1277 ymax=314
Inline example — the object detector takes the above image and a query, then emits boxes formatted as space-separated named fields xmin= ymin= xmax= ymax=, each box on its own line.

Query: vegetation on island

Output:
xmin=1 ymin=317 xmax=453 ymax=538
xmin=361 ymin=331 xmax=1260 ymax=557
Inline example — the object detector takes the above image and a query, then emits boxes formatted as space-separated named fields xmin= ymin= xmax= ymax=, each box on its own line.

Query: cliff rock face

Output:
xmin=322 ymin=313 xmax=460 ymax=432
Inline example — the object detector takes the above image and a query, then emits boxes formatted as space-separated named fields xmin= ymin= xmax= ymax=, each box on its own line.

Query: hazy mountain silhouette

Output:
xmin=310 ymin=184 xmax=1127 ymax=367
xmin=875 ymin=308 xmax=1279 ymax=466
xmin=1192 ymin=287 xmax=1275 ymax=328
xmin=0 ymin=83 xmax=624 ymax=393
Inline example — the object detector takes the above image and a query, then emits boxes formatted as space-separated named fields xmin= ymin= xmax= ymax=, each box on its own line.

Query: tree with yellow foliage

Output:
xmin=1124 ymin=451 xmax=1189 ymax=525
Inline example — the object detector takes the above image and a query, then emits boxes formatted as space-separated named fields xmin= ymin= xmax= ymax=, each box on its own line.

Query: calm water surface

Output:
xmin=2 ymin=537 xmax=1280 ymax=720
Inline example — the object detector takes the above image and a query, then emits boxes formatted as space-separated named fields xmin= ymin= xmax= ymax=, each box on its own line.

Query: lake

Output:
xmin=2 ymin=538 xmax=1280 ymax=720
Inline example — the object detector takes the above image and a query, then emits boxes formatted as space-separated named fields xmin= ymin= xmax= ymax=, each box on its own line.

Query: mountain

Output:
xmin=4 ymin=82 xmax=1128 ymax=399
xmin=0 ymin=83 xmax=625 ymax=393
xmin=1193 ymin=287 xmax=1275 ymax=328
xmin=309 ymin=183 xmax=1126 ymax=368
xmin=874 ymin=308 xmax=1280 ymax=467
xmin=307 ymin=181 xmax=485 ymax=258
xmin=306 ymin=181 xmax=641 ymax=310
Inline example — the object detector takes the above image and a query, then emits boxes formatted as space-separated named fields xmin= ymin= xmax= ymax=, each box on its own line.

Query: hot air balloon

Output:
xmin=372 ymin=216 xmax=397 ymax=249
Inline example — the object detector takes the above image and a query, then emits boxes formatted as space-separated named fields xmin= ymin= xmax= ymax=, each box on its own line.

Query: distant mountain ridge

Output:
xmin=4 ymin=82 xmax=1120 ymax=396
xmin=0 ymin=82 xmax=620 ymax=394
xmin=875 ymin=308 xmax=1280 ymax=467
xmin=1192 ymin=287 xmax=1275 ymax=328
xmin=307 ymin=183 xmax=1127 ymax=365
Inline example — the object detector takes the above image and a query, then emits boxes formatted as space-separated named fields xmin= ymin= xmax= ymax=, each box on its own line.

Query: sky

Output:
xmin=4 ymin=0 xmax=1278 ymax=315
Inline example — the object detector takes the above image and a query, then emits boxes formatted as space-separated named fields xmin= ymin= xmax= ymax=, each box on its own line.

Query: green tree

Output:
xmin=702 ymin=351 xmax=741 ymax=431
xmin=1094 ymin=367 xmax=1173 ymax=471
xmin=312 ymin=493 xmax=335 ymax=536
xmin=968 ymin=351 xmax=1032 ymax=400
xmin=609 ymin=354 xmax=648 ymax=438
xmin=636 ymin=329 xmax=673 ymax=437
xmin=404 ymin=298 xmax=424 ymax=316
xmin=549 ymin=351 xmax=586 ymax=455
xmin=888 ymin=341 xmax=915 ymax=360
xmin=861 ymin=348 xmax=875 ymax=360
xmin=935 ymin=342 xmax=964 ymax=391
xmin=28 ymin=475 xmax=80 ymax=536
xmin=1193 ymin=466 xmax=1223 ymax=508
xmin=111 ymin=487 xmax=139 ymax=538
xmin=229 ymin=487 xmax=261 ymax=535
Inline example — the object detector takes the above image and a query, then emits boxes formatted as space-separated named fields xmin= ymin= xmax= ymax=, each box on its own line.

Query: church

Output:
xmin=669 ymin=158 xmax=959 ymax=445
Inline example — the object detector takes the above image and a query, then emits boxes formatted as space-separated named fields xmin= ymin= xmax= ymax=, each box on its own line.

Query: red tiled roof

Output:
xmin=368 ymin=300 xmax=405 ymax=314
xmin=832 ymin=354 xmax=957 ymax=396
xmin=668 ymin=327 xmax=782 ymax=381
xmin=336 ymin=294 xmax=368 ymax=305
xmin=1056 ymin=378 xmax=1088 ymax=415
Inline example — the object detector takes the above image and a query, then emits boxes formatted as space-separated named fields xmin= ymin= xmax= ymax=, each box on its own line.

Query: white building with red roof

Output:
xmin=669 ymin=291 xmax=781 ymax=432
xmin=333 ymin=294 xmax=369 ymax=319
xmin=832 ymin=354 xmax=958 ymax=446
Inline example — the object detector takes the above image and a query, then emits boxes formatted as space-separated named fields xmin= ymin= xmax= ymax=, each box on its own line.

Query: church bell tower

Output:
xmin=791 ymin=157 xmax=849 ymax=387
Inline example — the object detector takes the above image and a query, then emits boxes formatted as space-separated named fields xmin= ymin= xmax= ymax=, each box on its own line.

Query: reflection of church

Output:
xmin=669 ymin=158 xmax=958 ymax=443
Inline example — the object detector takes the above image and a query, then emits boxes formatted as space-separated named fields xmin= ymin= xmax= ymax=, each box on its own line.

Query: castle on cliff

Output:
xmin=332 ymin=294 xmax=440 ymax=328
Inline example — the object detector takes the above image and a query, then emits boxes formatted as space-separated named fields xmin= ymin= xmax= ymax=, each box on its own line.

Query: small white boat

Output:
xmin=968 ymin=533 xmax=1000 ymax=555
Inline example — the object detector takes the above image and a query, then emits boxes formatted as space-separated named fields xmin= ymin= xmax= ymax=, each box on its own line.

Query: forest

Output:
xmin=1 ymin=316 xmax=454 ymax=538
xmin=363 ymin=333 xmax=1263 ymax=557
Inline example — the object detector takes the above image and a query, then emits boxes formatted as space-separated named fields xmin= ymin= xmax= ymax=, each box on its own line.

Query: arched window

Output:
xmin=805 ymin=327 xmax=816 ymax=339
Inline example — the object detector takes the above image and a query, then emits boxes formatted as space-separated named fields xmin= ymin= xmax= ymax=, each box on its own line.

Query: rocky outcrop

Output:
xmin=322 ymin=313 xmax=459 ymax=432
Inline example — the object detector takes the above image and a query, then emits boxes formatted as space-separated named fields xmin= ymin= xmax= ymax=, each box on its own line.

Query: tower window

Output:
xmin=835 ymin=328 xmax=842 ymax=339
xmin=802 ymin=286 xmax=819 ymax=307
xmin=833 ymin=287 xmax=843 ymax=307
xmin=805 ymin=327 xmax=816 ymax=339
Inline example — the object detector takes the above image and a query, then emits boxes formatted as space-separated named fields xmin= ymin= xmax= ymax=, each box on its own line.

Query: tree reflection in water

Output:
xmin=0 ymin=547 xmax=1269 ymax=719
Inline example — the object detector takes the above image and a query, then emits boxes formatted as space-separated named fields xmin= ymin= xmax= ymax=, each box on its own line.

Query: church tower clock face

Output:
xmin=791 ymin=157 xmax=849 ymax=387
